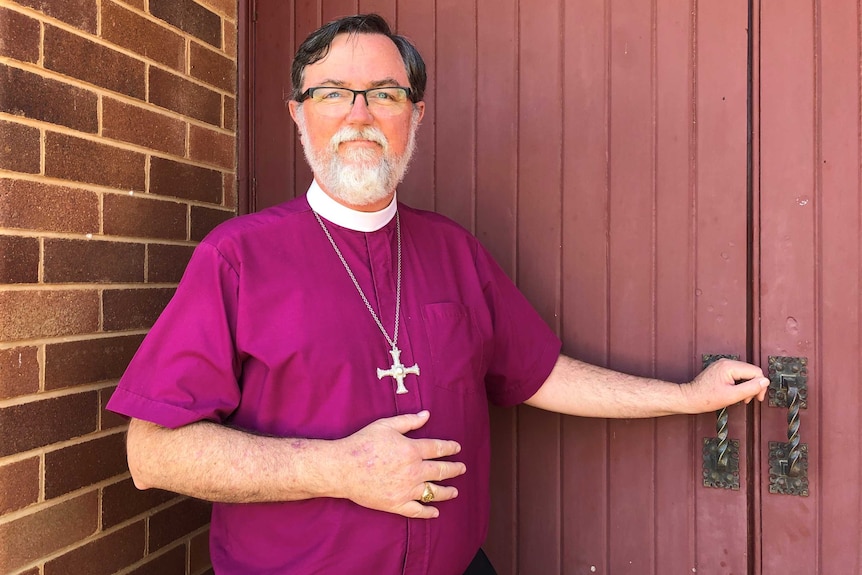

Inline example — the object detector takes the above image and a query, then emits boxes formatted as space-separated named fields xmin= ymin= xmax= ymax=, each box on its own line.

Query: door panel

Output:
xmin=757 ymin=1 xmax=862 ymax=573
xmin=248 ymin=2 xmax=751 ymax=573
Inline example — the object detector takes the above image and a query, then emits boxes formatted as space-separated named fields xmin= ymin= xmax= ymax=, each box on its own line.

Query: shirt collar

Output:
xmin=306 ymin=180 xmax=397 ymax=232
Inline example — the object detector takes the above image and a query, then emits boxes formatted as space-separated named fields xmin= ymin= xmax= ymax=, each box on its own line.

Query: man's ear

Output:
xmin=288 ymin=100 xmax=301 ymax=126
xmin=414 ymin=101 xmax=426 ymax=124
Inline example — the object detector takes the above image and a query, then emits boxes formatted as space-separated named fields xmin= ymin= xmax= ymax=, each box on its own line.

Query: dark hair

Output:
xmin=290 ymin=14 xmax=426 ymax=103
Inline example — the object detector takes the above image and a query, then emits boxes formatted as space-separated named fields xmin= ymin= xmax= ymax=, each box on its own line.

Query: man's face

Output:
xmin=289 ymin=33 xmax=425 ymax=211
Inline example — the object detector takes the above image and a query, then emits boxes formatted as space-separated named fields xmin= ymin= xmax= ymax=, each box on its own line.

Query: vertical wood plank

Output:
xmin=434 ymin=0 xmax=476 ymax=231
xmin=358 ymin=0 xmax=396 ymax=23
xmin=253 ymin=0 xmax=297 ymax=209
xmin=292 ymin=0 xmax=319 ymax=195
xmin=654 ymin=0 xmax=696 ymax=571
xmin=561 ymin=0 xmax=611 ymax=572
xmin=516 ymin=0 xmax=563 ymax=573
xmin=397 ymin=0 xmax=436 ymax=211
xmin=607 ymin=0 xmax=657 ymax=571
xmin=320 ymin=0 xmax=357 ymax=24
xmin=693 ymin=0 xmax=751 ymax=572
xmin=476 ymin=1 xmax=519 ymax=571
xmin=759 ymin=0 xmax=818 ymax=572
xmin=815 ymin=2 xmax=861 ymax=572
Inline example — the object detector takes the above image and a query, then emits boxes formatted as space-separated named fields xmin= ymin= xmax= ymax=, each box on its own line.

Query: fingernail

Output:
xmin=418 ymin=410 xmax=430 ymax=417
xmin=760 ymin=379 xmax=769 ymax=387
xmin=452 ymin=488 xmax=458 ymax=498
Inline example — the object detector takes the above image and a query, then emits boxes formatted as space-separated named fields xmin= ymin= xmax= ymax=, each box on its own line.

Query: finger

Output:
xmin=414 ymin=437 xmax=462 ymax=460
xmin=398 ymin=500 xmax=440 ymax=519
xmin=378 ymin=410 xmax=431 ymax=434
xmin=415 ymin=482 xmax=459 ymax=503
xmin=421 ymin=460 xmax=467 ymax=482
xmin=731 ymin=377 xmax=769 ymax=403
xmin=717 ymin=359 xmax=766 ymax=383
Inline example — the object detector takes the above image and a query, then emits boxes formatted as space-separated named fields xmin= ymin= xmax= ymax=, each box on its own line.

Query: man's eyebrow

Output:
xmin=312 ymin=78 xmax=405 ymax=88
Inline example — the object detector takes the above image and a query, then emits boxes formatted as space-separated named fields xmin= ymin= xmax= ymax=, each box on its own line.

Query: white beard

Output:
xmin=295 ymin=108 xmax=419 ymax=208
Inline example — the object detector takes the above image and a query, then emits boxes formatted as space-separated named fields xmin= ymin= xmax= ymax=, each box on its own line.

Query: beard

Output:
xmin=295 ymin=107 xmax=420 ymax=209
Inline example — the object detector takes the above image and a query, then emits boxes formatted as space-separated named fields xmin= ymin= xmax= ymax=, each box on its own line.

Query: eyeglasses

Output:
xmin=299 ymin=86 xmax=413 ymax=117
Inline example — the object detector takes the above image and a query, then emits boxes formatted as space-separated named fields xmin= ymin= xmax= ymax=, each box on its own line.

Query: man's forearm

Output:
xmin=127 ymin=418 xmax=334 ymax=503
xmin=525 ymin=354 xmax=769 ymax=418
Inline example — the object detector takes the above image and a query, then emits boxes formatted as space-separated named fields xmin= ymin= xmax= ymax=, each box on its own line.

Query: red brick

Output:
xmin=46 ymin=131 xmax=146 ymax=190
xmin=103 ymin=98 xmax=186 ymax=156
xmin=0 ymin=64 xmax=98 ymax=133
xmin=44 ymin=238 xmax=145 ymax=283
xmin=0 ymin=290 xmax=100 ymax=341
xmin=150 ymin=156 xmax=223 ymax=203
xmin=0 ymin=7 xmax=39 ymax=63
xmin=0 ymin=457 xmax=40 ymax=515
xmin=223 ymin=18 xmax=237 ymax=55
xmin=0 ymin=119 xmax=39 ymax=174
xmin=44 ymin=521 xmax=146 ymax=575
xmin=191 ymin=205 xmax=234 ymax=241
xmin=148 ymin=498 xmax=212 ymax=552
xmin=102 ymin=0 xmax=185 ymax=71
xmin=104 ymin=194 xmax=187 ymax=240
xmin=45 ymin=334 xmax=145 ymax=390
xmin=103 ymin=288 xmax=175 ymax=331
xmin=15 ymin=0 xmax=97 ymax=34
xmin=100 ymin=385 xmax=128 ymax=430
xmin=149 ymin=0 xmax=221 ymax=48
xmin=128 ymin=545 xmax=186 ymax=575
xmin=102 ymin=477 xmax=177 ymax=529
xmin=199 ymin=0 xmax=237 ymax=20
xmin=223 ymin=172 xmax=237 ymax=209
xmin=190 ymin=41 xmax=235 ymax=92
xmin=0 ymin=346 xmax=40 ymax=399
xmin=0 ymin=235 xmax=39 ymax=284
xmin=149 ymin=67 xmax=222 ymax=126
xmin=189 ymin=529 xmax=211 ymax=573
xmin=44 ymin=24 xmax=145 ymax=99
xmin=0 ymin=392 xmax=98 ymax=457
xmin=0 ymin=179 xmax=100 ymax=233
xmin=147 ymin=243 xmax=196 ymax=283
xmin=223 ymin=96 xmax=236 ymax=131
xmin=45 ymin=432 xmax=129 ymax=498
xmin=0 ymin=491 xmax=99 ymax=573
xmin=189 ymin=124 xmax=235 ymax=170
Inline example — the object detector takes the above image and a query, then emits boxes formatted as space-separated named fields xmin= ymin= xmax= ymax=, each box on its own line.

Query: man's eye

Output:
xmin=319 ymin=90 xmax=346 ymax=100
xmin=371 ymin=90 xmax=395 ymax=101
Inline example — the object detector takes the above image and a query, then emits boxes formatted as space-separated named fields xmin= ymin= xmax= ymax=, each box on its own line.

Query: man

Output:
xmin=108 ymin=14 xmax=769 ymax=575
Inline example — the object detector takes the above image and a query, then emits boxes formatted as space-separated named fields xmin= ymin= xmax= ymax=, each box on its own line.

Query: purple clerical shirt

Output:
xmin=107 ymin=192 xmax=561 ymax=575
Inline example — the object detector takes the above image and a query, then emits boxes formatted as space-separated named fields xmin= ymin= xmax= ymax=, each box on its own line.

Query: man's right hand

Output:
xmin=327 ymin=410 xmax=466 ymax=519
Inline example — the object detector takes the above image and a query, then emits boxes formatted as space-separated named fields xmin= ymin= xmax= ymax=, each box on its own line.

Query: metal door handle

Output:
xmin=767 ymin=356 xmax=809 ymax=496
xmin=702 ymin=354 xmax=740 ymax=490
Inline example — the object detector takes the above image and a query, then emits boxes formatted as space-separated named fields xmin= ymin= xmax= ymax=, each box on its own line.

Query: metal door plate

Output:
xmin=767 ymin=356 xmax=808 ymax=409
xmin=768 ymin=441 xmax=809 ymax=496
xmin=702 ymin=438 xmax=740 ymax=490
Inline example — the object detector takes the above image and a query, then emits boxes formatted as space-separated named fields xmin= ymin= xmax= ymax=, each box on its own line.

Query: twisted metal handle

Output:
xmin=785 ymin=385 xmax=802 ymax=477
xmin=715 ymin=405 xmax=731 ymax=469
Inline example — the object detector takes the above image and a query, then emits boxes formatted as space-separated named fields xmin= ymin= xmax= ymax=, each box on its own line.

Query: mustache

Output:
xmin=329 ymin=126 xmax=389 ymax=152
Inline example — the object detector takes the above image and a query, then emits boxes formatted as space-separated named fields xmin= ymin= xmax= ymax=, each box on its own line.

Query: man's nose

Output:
xmin=346 ymin=92 xmax=374 ymax=123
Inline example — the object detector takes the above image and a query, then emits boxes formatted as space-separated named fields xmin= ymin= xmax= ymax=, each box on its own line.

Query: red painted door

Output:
xmin=242 ymin=1 xmax=862 ymax=573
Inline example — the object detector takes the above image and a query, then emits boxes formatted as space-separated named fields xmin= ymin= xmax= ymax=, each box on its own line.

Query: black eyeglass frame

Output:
xmin=298 ymin=86 xmax=416 ymax=106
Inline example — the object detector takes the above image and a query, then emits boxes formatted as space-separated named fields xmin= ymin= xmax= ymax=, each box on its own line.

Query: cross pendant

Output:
xmin=376 ymin=346 xmax=420 ymax=394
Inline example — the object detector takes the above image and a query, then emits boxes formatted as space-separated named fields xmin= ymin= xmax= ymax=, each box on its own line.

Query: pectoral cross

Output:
xmin=377 ymin=346 xmax=420 ymax=394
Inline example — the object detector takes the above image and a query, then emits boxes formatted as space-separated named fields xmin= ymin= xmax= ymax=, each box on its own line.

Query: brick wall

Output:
xmin=0 ymin=0 xmax=238 ymax=573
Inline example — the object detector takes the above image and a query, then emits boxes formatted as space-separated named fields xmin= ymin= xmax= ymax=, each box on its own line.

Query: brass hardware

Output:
xmin=702 ymin=354 xmax=741 ymax=490
xmin=767 ymin=356 xmax=809 ymax=497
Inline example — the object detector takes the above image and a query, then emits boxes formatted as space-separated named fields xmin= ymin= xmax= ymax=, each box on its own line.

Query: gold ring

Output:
xmin=420 ymin=482 xmax=434 ymax=503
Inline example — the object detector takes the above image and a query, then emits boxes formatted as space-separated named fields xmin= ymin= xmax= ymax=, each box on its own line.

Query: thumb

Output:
xmin=379 ymin=410 xmax=431 ymax=434
xmin=733 ymin=377 xmax=770 ymax=403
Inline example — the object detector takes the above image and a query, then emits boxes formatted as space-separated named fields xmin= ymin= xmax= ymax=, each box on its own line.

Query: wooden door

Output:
xmin=241 ymin=1 xmax=862 ymax=573
xmin=756 ymin=1 xmax=862 ymax=573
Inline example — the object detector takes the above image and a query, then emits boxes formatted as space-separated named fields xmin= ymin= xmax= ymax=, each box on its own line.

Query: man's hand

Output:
xmin=328 ymin=410 xmax=466 ymax=519
xmin=680 ymin=358 xmax=770 ymax=414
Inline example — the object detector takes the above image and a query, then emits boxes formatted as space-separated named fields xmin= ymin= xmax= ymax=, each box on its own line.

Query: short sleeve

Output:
xmin=106 ymin=241 xmax=242 ymax=428
xmin=476 ymin=245 xmax=562 ymax=407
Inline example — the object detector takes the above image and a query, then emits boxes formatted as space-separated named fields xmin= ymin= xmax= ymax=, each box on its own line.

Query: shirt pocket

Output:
xmin=421 ymin=302 xmax=485 ymax=395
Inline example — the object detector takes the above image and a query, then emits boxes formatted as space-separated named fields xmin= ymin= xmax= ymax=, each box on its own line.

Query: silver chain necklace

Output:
xmin=313 ymin=210 xmax=420 ymax=394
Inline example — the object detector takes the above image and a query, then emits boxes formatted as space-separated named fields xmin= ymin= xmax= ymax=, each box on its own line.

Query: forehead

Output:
xmin=301 ymin=33 xmax=409 ymax=88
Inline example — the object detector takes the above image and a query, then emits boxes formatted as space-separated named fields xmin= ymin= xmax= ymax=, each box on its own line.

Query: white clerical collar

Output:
xmin=306 ymin=180 xmax=397 ymax=232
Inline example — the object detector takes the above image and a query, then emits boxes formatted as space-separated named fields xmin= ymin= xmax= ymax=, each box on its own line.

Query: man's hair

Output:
xmin=290 ymin=14 xmax=426 ymax=103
